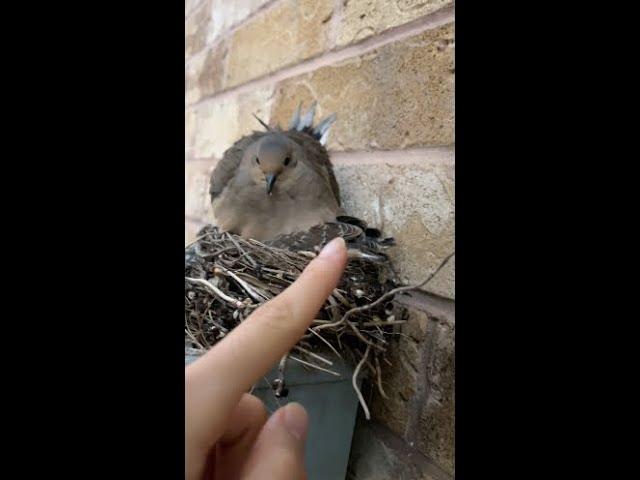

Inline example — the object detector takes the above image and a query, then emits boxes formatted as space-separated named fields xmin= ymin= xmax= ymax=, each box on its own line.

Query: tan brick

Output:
xmin=186 ymin=86 xmax=274 ymax=159
xmin=185 ymin=159 xmax=216 ymax=220
xmin=185 ymin=40 xmax=229 ymax=105
xmin=207 ymin=0 xmax=272 ymax=45
xmin=186 ymin=0 xmax=211 ymax=59
xmin=418 ymin=320 xmax=454 ymax=475
xmin=425 ymin=254 xmax=454 ymax=299
xmin=334 ymin=157 xmax=454 ymax=298
xmin=188 ymin=96 xmax=241 ymax=159
xmin=271 ymin=23 xmax=454 ymax=150
xmin=338 ymin=0 xmax=452 ymax=47
xmin=370 ymin=319 xmax=417 ymax=436
xmin=370 ymin=307 xmax=455 ymax=476
xmin=225 ymin=0 xmax=334 ymax=88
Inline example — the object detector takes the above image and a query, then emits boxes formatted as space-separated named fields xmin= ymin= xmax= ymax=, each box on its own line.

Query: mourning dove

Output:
xmin=209 ymin=104 xmax=393 ymax=258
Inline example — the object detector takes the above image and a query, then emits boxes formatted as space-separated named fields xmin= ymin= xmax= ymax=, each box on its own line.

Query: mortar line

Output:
xmin=186 ymin=4 xmax=454 ymax=109
xmin=185 ymin=0 xmax=283 ymax=69
xmin=330 ymin=147 xmax=454 ymax=167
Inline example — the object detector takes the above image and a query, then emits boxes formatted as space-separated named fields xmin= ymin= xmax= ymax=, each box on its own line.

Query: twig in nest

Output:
xmin=185 ymin=328 xmax=205 ymax=350
xmin=289 ymin=355 xmax=340 ymax=377
xmin=353 ymin=344 xmax=372 ymax=420
xmin=263 ymin=376 xmax=282 ymax=409
xmin=185 ymin=277 xmax=248 ymax=309
xmin=185 ymin=233 xmax=212 ymax=250
xmin=314 ymin=251 xmax=455 ymax=332
xmin=293 ymin=346 xmax=333 ymax=366
xmin=346 ymin=320 xmax=386 ymax=352
xmin=226 ymin=233 xmax=257 ymax=268
xmin=375 ymin=356 xmax=389 ymax=400
xmin=272 ymin=354 xmax=289 ymax=398
xmin=306 ymin=327 xmax=343 ymax=359
xmin=215 ymin=265 xmax=269 ymax=302
xmin=207 ymin=311 xmax=229 ymax=334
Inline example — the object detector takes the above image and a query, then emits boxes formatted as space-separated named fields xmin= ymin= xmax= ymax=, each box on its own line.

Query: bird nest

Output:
xmin=185 ymin=225 xmax=426 ymax=418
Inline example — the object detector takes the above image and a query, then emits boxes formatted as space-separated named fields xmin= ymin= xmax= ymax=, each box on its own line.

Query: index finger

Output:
xmin=185 ymin=237 xmax=347 ymax=447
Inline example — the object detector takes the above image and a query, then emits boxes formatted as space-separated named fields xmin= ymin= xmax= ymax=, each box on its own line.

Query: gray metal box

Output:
xmin=186 ymin=354 xmax=360 ymax=480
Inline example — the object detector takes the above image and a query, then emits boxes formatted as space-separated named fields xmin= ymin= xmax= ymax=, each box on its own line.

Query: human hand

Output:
xmin=185 ymin=237 xmax=348 ymax=480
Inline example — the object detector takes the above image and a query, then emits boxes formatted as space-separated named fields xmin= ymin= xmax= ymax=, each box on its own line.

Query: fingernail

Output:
xmin=281 ymin=402 xmax=309 ymax=441
xmin=318 ymin=237 xmax=345 ymax=260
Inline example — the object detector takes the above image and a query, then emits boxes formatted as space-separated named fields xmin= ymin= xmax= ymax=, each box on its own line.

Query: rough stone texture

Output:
xmin=338 ymin=0 xmax=453 ymax=47
xmin=271 ymin=24 xmax=454 ymax=151
xmin=369 ymin=310 xmax=426 ymax=437
xmin=335 ymin=158 xmax=454 ymax=298
xmin=417 ymin=318 xmax=455 ymax=475
xmin=348 ymin=416 xmax=453 ymax=480
xmin=186 ymin=40 xmax=228 ymax=105
xmin=424 ymin=254 xmax=454 ymax=299
xmin=207 ymin=0 xmax=272 ymax=45
xmin=225 ymin=0 xmax=334 ymax=88
xmin=368 ymin=304 xmax=455 ymax=476
xmin=186 ymin=87 xmax=274 ymax=160
xmin=186 ymin=0 xmax=211 ymax=59
xmin=185 ymin=159 xmax=216 ymax=220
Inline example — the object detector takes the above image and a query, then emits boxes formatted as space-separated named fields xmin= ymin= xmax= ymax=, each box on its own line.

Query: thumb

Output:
xmin=240 ymin=402 xmax=309 ymax=480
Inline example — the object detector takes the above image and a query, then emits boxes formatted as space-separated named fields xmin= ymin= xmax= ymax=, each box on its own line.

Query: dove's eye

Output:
xmin=255 ymin=157 xmax=260 ymax=165
xmin=284 ymin=157 xmax=291 ymax=166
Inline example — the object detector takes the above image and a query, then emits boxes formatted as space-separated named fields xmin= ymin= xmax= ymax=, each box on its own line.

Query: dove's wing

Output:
xmin=287 ymin=127 xmax=341 ymax=207
xmin=209 ymin=131 xmax=267 ymax=202
xmin=266 ymin=216 xmax=395 ymax=262
xmin=266 ymin=222 xmax=363 ymax=251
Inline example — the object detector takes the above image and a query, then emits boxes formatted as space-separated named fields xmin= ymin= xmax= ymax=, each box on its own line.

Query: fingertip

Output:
xmin=281 ymin=402 xmax=309 ymax=442
xmin=317 ymin=237 xmax=347 ymax=265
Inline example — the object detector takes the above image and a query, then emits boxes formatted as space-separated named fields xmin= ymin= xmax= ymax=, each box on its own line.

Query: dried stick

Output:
xmin=306 ymin=327 xmax=343 ymax=359
xmin=289 ymin=355 xmax=340 ymax=377
xmin=273 ymin=354 xmax=288 ymax=397
xmin=353 ymin=344 xmax=372 ymax=420
xmin=293 ymin=346 xmax=333 ymax=366
xmin=226 ymin=233 xmax=257 ymax=268
xmin=185 ymin=328 xmax=205 ymax=350
xmin=346 ymin=320 xmax=386 ymax=352
xmin=185 ymin=233 xmax=212 ymax=250
xmin=207 ymin=311 xmax=229 ymax=333
xmin=215 ymin=265 xmax=269 ymax=302
xmin=186 ymin=277 xmax=247 ymax=309
xmin=314 ymin=251 xmax=455 ymax=332
xmin=375 ymin=356 xmax=389 ymax=400
xmin=263 ymin=376 xmax=282 ymax=409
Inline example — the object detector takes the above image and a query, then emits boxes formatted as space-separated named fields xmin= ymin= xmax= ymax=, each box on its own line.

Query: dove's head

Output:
xmin=246 ymin=132 xmax=302 ymax=196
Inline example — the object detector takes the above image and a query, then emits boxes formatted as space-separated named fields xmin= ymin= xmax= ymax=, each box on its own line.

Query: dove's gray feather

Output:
xmin=297 ymin=102 xmax=316 ymax=130
xmin=288 ymin=103 xmax=302 ymax=130
xmin=313 ymin=113 xmax=337 ymax=138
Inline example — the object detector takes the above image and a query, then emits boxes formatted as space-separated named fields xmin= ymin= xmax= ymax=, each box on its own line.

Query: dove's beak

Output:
xmin=265 ymin=173 xmax=277 ymax=195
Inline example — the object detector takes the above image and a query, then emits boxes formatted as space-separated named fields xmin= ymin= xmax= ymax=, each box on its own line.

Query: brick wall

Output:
xmin=185 ymin=1 xmax=455 ymax=478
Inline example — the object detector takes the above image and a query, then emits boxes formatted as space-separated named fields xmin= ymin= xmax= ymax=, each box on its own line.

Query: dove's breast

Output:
xmin=211 ymin=177 xmax=342 ymax=241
